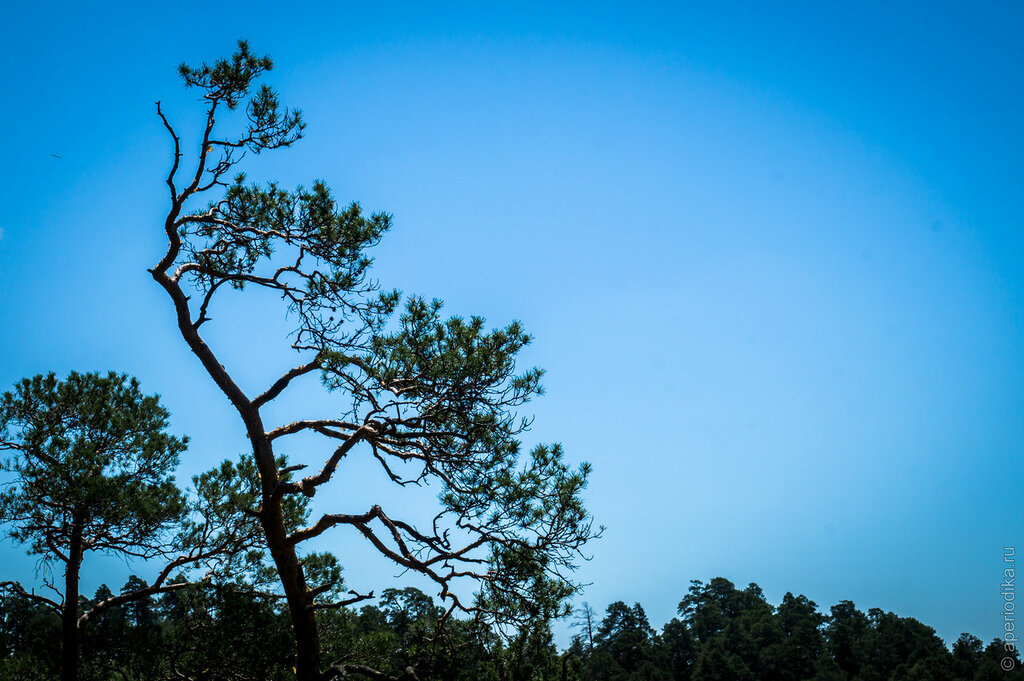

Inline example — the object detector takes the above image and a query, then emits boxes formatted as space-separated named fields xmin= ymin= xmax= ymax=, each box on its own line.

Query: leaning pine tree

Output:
xmin=150 ymin=42 xmax=597 ymax=680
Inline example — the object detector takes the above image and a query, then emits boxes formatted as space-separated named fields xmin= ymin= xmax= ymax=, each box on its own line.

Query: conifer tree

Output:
xmin=0 ymin=372 xmax=244 ymax=681
xmin=150 ymin=41 xmax=596 ymax=680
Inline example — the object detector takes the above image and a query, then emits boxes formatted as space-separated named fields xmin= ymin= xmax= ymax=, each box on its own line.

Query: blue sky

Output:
xmin=1 ymin=1 xmax=1022 ymax=646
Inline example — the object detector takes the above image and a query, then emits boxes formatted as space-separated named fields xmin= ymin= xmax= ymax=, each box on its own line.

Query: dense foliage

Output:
xmin=0 ymin=372 xmax=268 ymax=681
xmin=0 ymin=576 xmax=1017 ymax=680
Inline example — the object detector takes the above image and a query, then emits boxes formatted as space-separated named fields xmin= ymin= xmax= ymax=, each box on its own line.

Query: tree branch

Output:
xmin=0 ymin=581 xmax=62 ymax=613
xmin=78 ymin=578 xmax=195 ymax=628
xmin=312 ymin=589 xmax=374 ymax=611
xmin=253 ymin=359 xmax=322 ymax=408
xmin=156 ymin=101 xmax=181 ymax=204
xmin=325 ymin=663 xmax=419 ymax=681
xmin=266 ymin=419 xmax=359 ymax=441
xmin=278 ymin=424 xmax=373 ymax=499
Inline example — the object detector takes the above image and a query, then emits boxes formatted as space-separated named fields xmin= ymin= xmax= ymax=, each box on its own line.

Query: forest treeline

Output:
xmin=1 ymin=575 xmax=1018 ymax=681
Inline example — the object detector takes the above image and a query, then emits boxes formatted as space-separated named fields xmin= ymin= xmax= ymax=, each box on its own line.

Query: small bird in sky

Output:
xmin=50 ymin=153 xmax=63 ymax=159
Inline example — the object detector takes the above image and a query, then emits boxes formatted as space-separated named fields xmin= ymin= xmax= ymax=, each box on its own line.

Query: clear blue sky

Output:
xmin=1 ymin=1 xmax=1022 ymax=647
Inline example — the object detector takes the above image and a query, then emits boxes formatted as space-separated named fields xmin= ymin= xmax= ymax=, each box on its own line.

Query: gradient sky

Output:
xmin=1 ymin=1 xmax=1022 ymax=647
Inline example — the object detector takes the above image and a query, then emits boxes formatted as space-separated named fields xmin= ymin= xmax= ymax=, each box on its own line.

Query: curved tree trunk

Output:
xmin=153 ymin=271 xmax=326 ymax=680
xmin=254 ymin=436 xmax=323 ymax=680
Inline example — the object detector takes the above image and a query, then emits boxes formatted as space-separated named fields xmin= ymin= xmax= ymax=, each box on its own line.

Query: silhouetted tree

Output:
xmin=824 ymin=600 xmax=872 ymax=680
xmin=760 ymin=593 xmax=825 ymax=681
xmin=661 ymin=617 xmax=696 ymax=681
xmin=586 ymin=602 xmax=669 ymax=681
xmin=149 ymin=41 xmax=597 ymax=680
xmin=679 ymin=578 xmax=778 ymax=681
xmin=864 ymin=607 xmax=949 ymax=679
xmin=976 ymin=637 xmax=1023 ymax=680
xmin=951 ymin=633 xmax=984 ymax=678
xmin=573 ymin=603 xmax=598 ymax=653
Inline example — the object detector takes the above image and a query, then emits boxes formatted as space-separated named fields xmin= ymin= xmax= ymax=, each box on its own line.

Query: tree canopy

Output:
xmin=0 ymin=372 xmax=188 ymax=567
xmin=0 ymin=371 xmax=261 ymax=681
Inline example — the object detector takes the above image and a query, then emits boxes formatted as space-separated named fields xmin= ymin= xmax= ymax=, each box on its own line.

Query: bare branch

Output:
xmin=279 ymin=424 xmax=373 ymax=498
xmin=79 ymin=577 xmax=196 ymax=627
xmin=0 ymin=581 xmax=62 ymax=613
xmin=184 ymin=101 xmax=219 ymax=198
xmin=267 ymin=419 xmax=359 ymax=441
xmin=192 ymin=276 xmax=229 ymax=329
xmin=253 ymin=359 xmax=322 ymax=408
xmin=312 ymin=589 xmax=374 ymax=611
xmin=287 ymin=508 xmax=376 ymax=545
xmin=156 ymin=101 xmax=181 ymax=203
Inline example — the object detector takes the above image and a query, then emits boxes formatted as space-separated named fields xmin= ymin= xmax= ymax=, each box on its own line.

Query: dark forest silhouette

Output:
xmin=1 ymin=576 xmax=1019 ymax=680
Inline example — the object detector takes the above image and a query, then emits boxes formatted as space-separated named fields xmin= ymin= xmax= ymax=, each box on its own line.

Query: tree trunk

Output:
xmin=61 ymin=514 xmax=84 ymax=681
xmin=262 ymin=493 xmax=322 ymax=680
xmin=251 ymin=431 xmax=323 ymax=680
xmin=155 ymin=273 xmax=326 ymax=680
